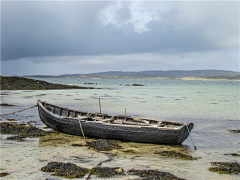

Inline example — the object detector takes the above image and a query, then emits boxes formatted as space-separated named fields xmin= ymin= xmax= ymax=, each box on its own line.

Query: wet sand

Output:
xmin=0 ymin=90 xmax=239 ymax=180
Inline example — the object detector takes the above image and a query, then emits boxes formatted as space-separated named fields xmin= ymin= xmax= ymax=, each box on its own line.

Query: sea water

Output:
xmin=1 ymin=78 xmax=239 ymax=180
xmin=28 ymin=77 xmax=240 ymax=121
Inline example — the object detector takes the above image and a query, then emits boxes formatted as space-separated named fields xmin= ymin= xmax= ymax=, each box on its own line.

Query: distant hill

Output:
xmin=0 ymin=76 xmax=96 ymax=90
xmin=60 ymin=70 xmax=240 ymax=79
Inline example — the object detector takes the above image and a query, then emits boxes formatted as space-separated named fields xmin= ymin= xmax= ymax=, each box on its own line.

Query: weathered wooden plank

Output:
xmin=37 ymin=100 xmax=194 ymax=144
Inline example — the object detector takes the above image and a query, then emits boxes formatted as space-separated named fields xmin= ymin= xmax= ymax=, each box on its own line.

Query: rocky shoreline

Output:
xmin=0 ymin=76 xmax=96 ymax=90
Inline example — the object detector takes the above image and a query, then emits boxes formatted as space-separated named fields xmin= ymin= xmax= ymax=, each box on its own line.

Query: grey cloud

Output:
xmin=1 ymin=1 xmax=239 ymax=75
xmin=1 ymin=1 xmax=109 ymax=60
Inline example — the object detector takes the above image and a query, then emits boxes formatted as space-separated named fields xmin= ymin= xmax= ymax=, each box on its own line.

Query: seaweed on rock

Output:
xmin=0 ymin=122 xmax=57 ymax=140
xmin=0 ymin=172 xmax=10 ymax=177
xmin=154 ymin=150 xmax=200 ymax=160
xmin=90 ymin=167 xmax=124 ymax=178
xmin=229 ymin=129 xmax=240 ymax=133
xmin=128 ymin=169 xmax=185 ymax=180
xmin=7 ymin=135 xmax=26 ymax=141
xmin=87 ymin=139 xmax=122 ymax=151
xmin=208 ymin=162 xmax=240 ymax=174
xmin=224 ymin=153 xmax=240 ymax=156
xmin=0 ymin=103 xmax=15 ymax=107
xmin=41 ymin=162 xmax=125 ymax=179
xmin=41 ymin=162 xmax=89 ymax=179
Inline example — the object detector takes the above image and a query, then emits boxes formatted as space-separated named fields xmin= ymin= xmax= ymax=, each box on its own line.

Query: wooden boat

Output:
xmin=37 ymin=100 xmax=194 ymax=144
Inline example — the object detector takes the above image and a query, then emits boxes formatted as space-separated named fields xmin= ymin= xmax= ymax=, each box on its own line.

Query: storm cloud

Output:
xmin=1 ymin=1 xmax=239 ymax=75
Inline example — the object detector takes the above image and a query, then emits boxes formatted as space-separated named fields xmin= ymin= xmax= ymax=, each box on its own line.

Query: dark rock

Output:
xmin=0 ymin=103 xmax=15 ymax=107
xmin=132 ymin=84 xmax=144 ymax=86
xmin=0 ymin=172 xmax=10 ymax=177
xmin=229 ymin=129 xmax=240 ymax=133
xmin=224 ymin=153 xmax=240 ymax=156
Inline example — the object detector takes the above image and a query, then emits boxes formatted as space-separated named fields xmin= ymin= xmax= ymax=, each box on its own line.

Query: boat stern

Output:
xmin=177 ymin=123 xmax=194 ymax=144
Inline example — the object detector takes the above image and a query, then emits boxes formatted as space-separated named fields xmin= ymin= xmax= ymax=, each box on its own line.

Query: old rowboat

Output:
xmin=37 ymin=100 xmax=194 ymax=144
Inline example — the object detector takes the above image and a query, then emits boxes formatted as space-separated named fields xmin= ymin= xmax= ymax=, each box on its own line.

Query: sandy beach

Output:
xmin=0 ymin=86 xmax=239 ymax=180
xmin=0 ymin=77 xmax=239 ymax=180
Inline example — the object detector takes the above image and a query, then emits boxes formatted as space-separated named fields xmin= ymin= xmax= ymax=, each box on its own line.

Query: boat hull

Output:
xmin=37 ymin=100 xmax=194 ymax=144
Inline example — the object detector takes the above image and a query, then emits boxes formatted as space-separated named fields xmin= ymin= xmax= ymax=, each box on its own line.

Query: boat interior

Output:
xmin=41 ymin=101 xmax=184 ymax=128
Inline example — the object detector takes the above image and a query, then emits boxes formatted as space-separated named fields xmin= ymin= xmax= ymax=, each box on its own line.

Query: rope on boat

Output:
xmin=186 ymin=124 xmax=197 ymax=150
xmin=78 ymin=119 xmax=87 ymax=143
xmin=0 ymin=104 xmax=37 ymax=116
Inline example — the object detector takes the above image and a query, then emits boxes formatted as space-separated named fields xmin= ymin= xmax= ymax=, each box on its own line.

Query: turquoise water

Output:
xmin=31 ymin=77 xmax=240 ymax=121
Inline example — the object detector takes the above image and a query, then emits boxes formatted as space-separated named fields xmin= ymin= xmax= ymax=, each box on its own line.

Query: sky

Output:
xmin=1 ymin=0 xmax=239 ymax=76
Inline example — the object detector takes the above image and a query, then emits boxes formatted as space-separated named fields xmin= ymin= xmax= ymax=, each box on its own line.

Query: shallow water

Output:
xmin=0 ymin=79 xmax=239 ymax=179
xmin=25 ymin=77 xmax=240 ymax=121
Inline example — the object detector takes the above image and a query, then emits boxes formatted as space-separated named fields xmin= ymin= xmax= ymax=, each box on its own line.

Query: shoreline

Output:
xmin=26 ymin=75 xmax=240 ymax=81
xmin=1 ymin=75 xmax=239 ymax=92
